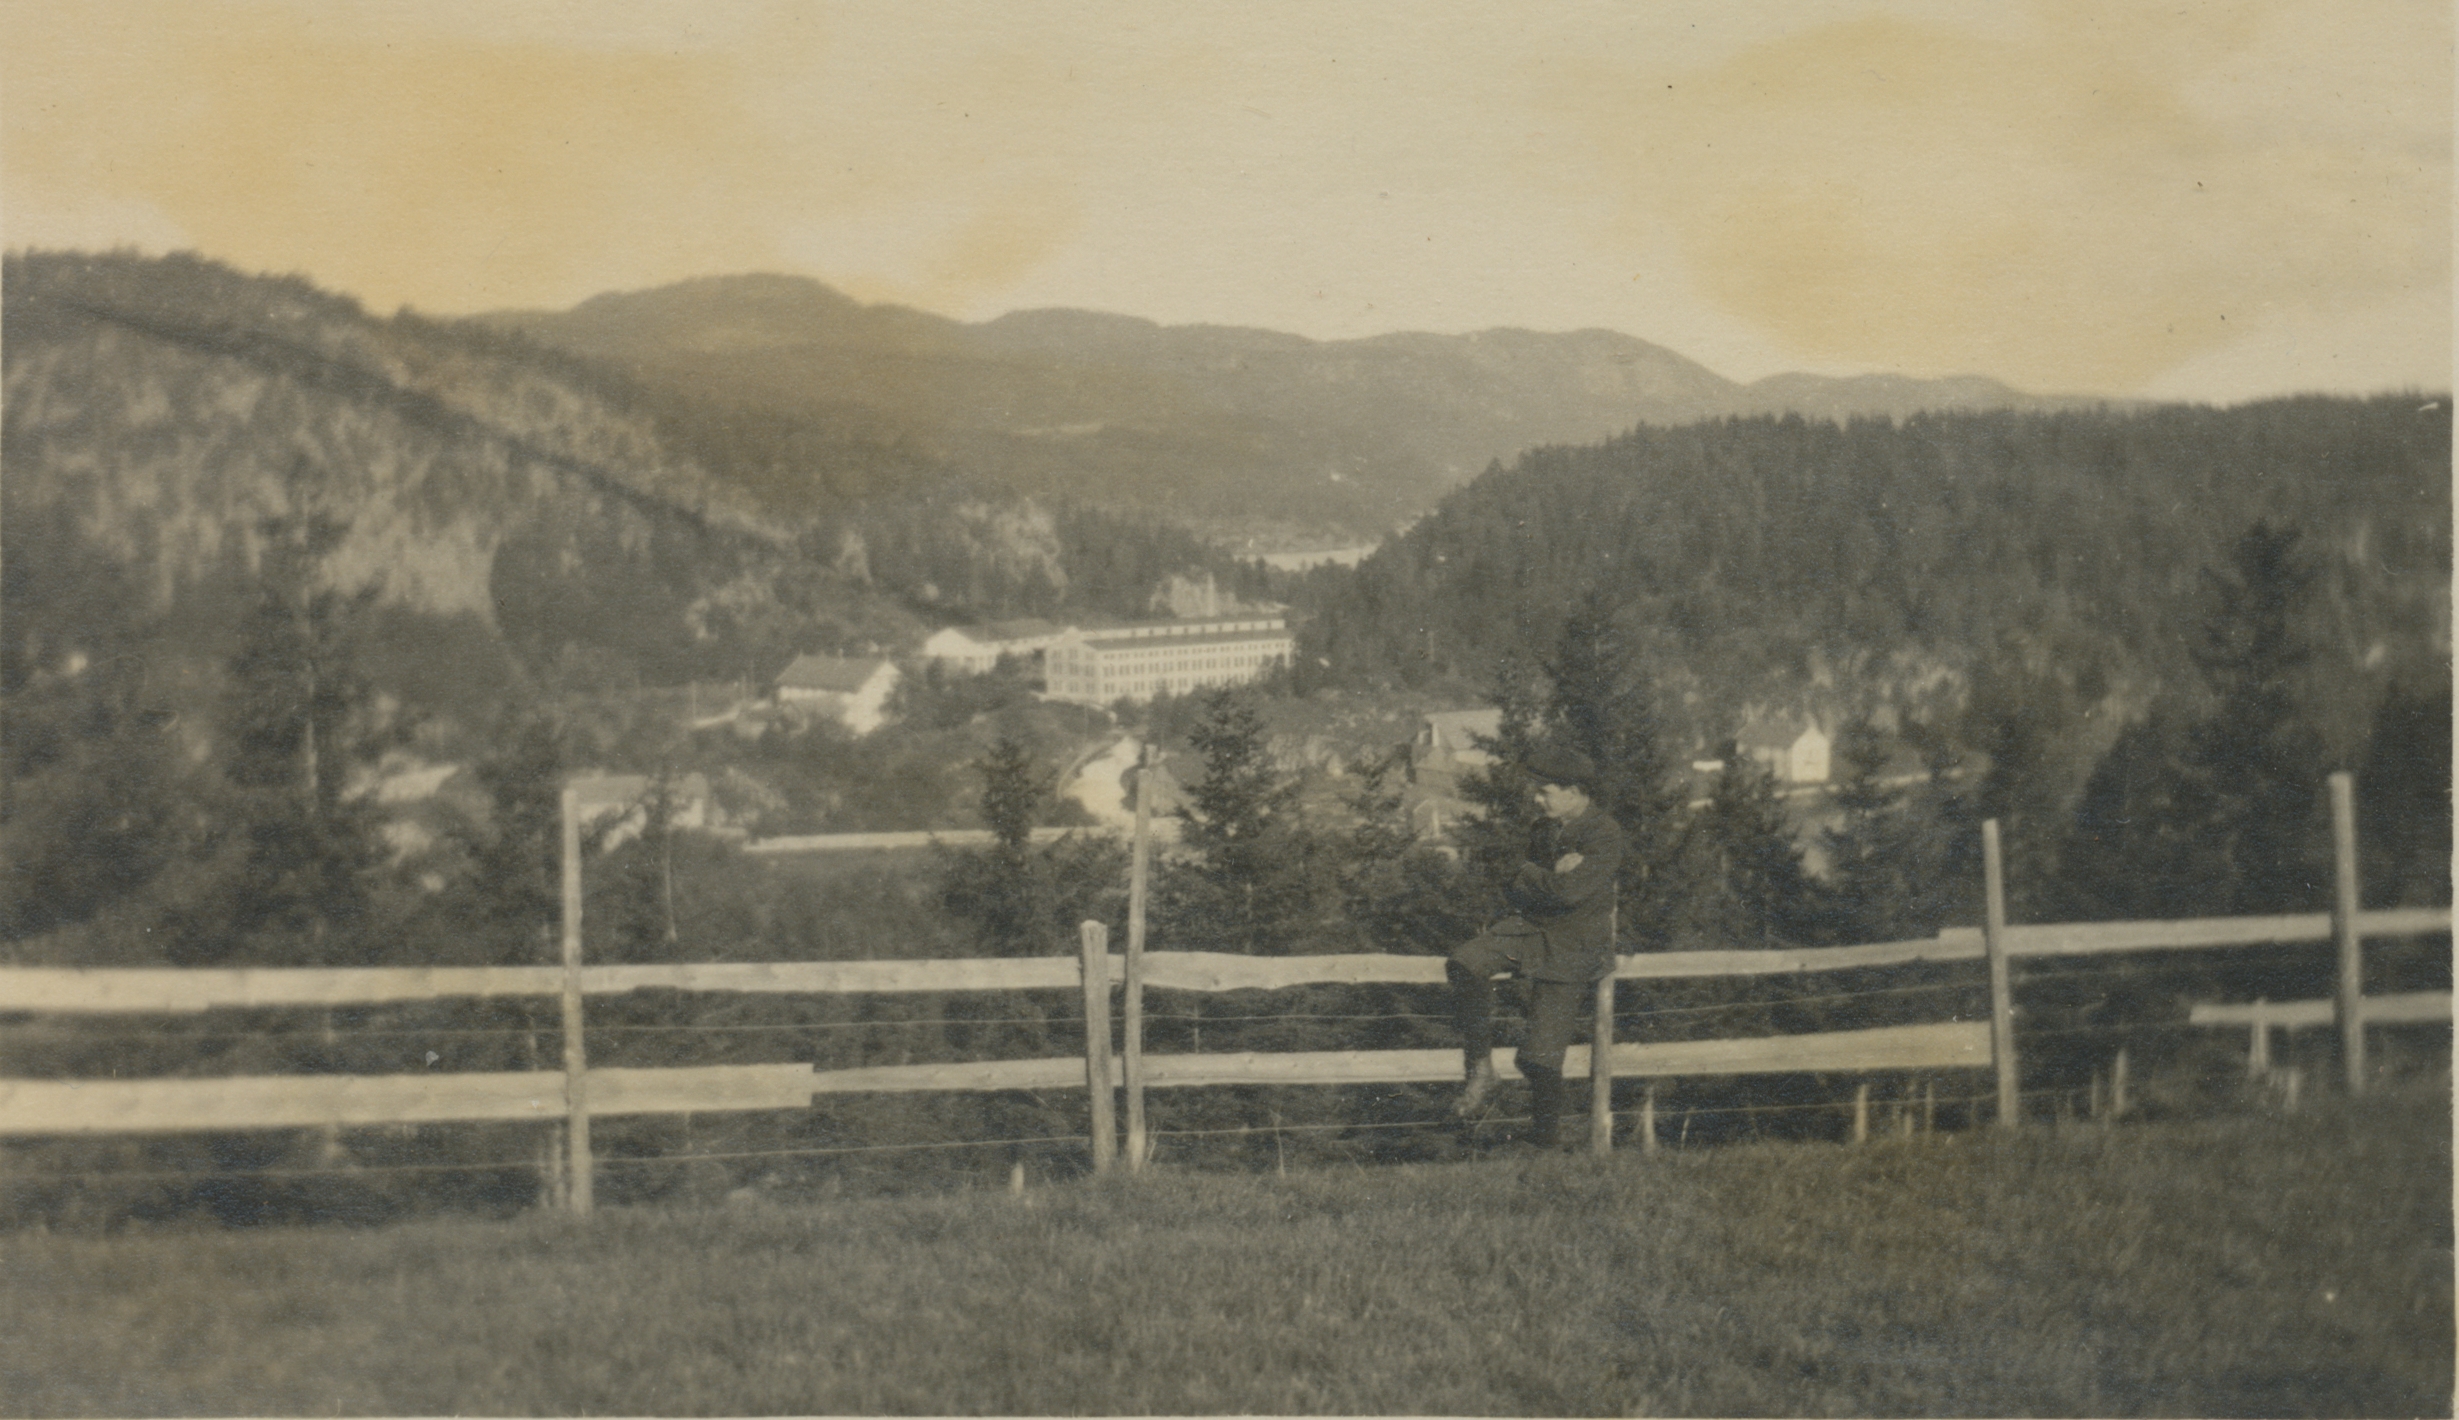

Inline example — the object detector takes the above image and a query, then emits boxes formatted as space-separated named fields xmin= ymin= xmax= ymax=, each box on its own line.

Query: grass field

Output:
xmin=2 ymin=1084 xmax=2449 ymax=1416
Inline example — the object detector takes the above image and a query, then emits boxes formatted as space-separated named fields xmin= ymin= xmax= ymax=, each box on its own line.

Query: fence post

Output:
xmin=1589 ymin=968 xmax=1615 ymax=1156
xmin=1079 ymin=920 xmax=1116 ymax=1173
xmin=1123 ymin=746 xmax=1154 ymax=1172
xmin=1851 ymin=1082 xmax=1869 ymax=1144
xmin=2330 ymin=772 xmax=2365 ymax=1095
xmin=1982 ymin=819 xmax=2018 ymax=1129
xmin=2249 ymin=999 xmax=2272 ymax=1077
xmin=2112 ymin=1047 xmax=2129 ymax=1118
xmin=558 ymin=785 xmax=593 ymax=1216
xmin=1640 ymin=1084 xmax=1657 ymax=1154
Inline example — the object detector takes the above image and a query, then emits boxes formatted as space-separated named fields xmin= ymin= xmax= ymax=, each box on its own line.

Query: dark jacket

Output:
xmin=1498 ymin=805 xmax=1624 ymax=981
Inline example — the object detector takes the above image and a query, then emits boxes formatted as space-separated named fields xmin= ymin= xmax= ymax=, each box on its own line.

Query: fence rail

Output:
xmin=2189 ymin=991 xmax=2451 ymax=1030
xmin=7 ymin=906 xmax=2446 ymax=1016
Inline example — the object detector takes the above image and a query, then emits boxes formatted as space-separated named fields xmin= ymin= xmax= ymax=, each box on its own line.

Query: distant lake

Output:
xmin=1251 ymin=544 xmax=1378 ymax=571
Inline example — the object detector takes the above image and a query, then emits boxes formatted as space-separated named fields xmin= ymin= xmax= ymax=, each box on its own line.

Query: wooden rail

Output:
xmin=2187 ymin=991 xmax=2450 ymax=1029
xmin=0 ymin=1064 xmax=821 ymax=1135
xmin=8 ymin=907 xmax=2443 ymax=1016
xmin=0 ymin=1022 xmax=1989 ymax=1135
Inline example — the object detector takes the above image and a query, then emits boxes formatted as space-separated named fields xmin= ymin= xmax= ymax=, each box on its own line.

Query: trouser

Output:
xmin=1448 ymin=929 xmax=1593 ymax=1143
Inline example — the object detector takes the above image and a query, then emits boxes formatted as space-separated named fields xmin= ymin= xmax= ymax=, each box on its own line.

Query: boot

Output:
xmin=1452 ymin=1056 xmax=1500 ymax=1118
xmin=1523 ymin=1063 xmax=1564 ymax=1147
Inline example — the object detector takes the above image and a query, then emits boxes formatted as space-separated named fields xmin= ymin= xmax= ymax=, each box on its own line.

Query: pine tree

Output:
xmin=2357 ymin=677 xmax=2453 ymax=909
xmin=1154 ymin=689 xmax=1323 ymax=954
xmin=2181 ymin=522 xmax=2328 ymax=913
xmin=2057 ymin=523 xmax=2330 ymax=920
xmin=1448 ymin=653 xmax=1546 ymax=922
xmin=939 ymin=736 xmax=1061 ymax=956
xmin=1540 ymin=591 xmax=1688 ymax=949
xmin=457 ymin=709 xmax=568 ymax=962
xmin=1817 ymin=718 xmax=1963 ymax=942
xmin=1672 ymin=745 xmax=1820 ymax=948
xmin=204 ymin=499 xmax=395 ymax=963
xmin=1331 ymin=744 xmax=1474 ymax=953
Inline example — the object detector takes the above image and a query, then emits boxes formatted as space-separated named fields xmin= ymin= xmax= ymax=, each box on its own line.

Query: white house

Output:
xmin=568 ymin=772 xmax=721 ymax=846
xmin=1737 ymin=717 xmax=1831 ymax=785
xmin=1042 ymin=616 xmax=1293 ymax=705
xmin=773 ymin=654 xmax=901 ymax=734
xmin=1414 ymin=707 xmax=1502 ymax=774
xmin=919 ymin=618 xmax=1064 ymax=675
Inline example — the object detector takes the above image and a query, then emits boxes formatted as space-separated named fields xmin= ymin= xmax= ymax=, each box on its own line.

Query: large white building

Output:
xmin=1042 ymin=616 xmax=1294 ymax=705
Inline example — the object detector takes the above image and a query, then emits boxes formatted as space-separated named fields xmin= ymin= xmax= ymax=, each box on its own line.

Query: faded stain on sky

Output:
xmin=4 ymin=0 xmax=2446 ymax=400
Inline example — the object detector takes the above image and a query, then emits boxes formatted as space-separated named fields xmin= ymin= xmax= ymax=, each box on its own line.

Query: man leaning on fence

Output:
xmin=1448 ymin=744 xmax=1623 ymax=1147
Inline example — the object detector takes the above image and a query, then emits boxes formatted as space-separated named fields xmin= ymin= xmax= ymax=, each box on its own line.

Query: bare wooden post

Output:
xmin=1640 ymin=1084 xmax=1658 ymax=1154
xmin=1923 ymin=1078 xmax=1935 ymax=1132
xmin=2089 ymin=1070 xmax=2104 ymax=1120
xmin=1899 ymin=1083 xmax=1916 ymax=1137
xmin=1851 ymin=1082 xmax=1869 ymax=1144
xmin=558 ymin=785 xmax=593 ymax=1216
xmin=1589 ymin=969 xmax=1615 ymax=1156
xmin=1982 ymin=819 xmax=2019 ymax=1129
xmin=2112 ymin=1047 xmax=2130 ymax=1118
xmin=1122 ymin=746 xmax=1154 ymax=1172
xmin=2249 ymin=999 xmax=2273 ymax=1077
xmin=1079 ymin=920 xmax=1116 ymax=1173
xmin=2330 ymin=772 xmax=2365 ymax=1095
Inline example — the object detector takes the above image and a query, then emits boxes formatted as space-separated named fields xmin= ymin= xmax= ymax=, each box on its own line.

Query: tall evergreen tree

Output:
xmin=1818 ymin=718 xmax=1965 ymax=942
xmin=2182 ymin=522 xmax=2328 ymax=913
xmin=1669 ymin=745 xmax=1821 ymax=948
xmin=2357 ymin=677 xmax=2453 ymax=909
xmin=939 ymin=736 xmax=1064 ymax=956
xmin=2058 ymin=523 xmax=2330 ymax=919
xmin=1540 ymin=591 xmax=1689 ymax=949
xmin=199 ymin=499 xmax=395 ymax=962
xmin=458 ymin=709 xmax=568 ymax=959
xmin=1447 ymin=652 xmax=1546 ymax=922
xmin=1153 ymin=689 xmax=1323 ymax=954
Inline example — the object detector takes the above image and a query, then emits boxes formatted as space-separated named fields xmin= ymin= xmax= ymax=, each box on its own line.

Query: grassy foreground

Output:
xmin=3 ymin=1086 xmax=2449 ymax=1417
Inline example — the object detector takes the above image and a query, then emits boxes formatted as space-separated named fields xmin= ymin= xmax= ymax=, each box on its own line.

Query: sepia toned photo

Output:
xmin=1 ymin=2 xmax=2450 ymax=1413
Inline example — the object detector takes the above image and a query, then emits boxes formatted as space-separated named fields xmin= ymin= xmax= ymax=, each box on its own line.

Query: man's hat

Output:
xmin=1520 ymin=744 xmax=1596 ymax=790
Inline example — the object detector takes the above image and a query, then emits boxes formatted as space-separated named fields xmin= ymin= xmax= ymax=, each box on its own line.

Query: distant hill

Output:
xmin=0 ymin=252 xmax=1262 ymax=728
xmin=484 ymin=274 xmax=2103 ymax=536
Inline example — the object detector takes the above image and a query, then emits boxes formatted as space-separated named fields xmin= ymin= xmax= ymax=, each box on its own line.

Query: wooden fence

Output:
xmin=2 ymin=775 xmax=2448 ymax=1211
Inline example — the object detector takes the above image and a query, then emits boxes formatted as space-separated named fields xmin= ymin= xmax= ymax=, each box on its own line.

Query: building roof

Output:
xmin=775 ymin=653 xmax=894 ymax=693
xmin=569 ymin=772 xmax=713 ymax=808
xmin=1736 ymin=716 xmax=1825 ymax=751
xmin=1422 ymin=707 xmax=1502 ymax=751
xmin=1068 ymin=627 xmax=1295 ymax=652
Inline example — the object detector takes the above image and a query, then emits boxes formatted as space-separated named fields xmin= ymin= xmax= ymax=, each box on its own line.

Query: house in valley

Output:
xmin=772 ymin=653 xmax=901 ymax=734
xmin=1736 ymin=716 xmax=1832 ymax=785
xmin=568 ymin=772 xmax=723 ymax=846
xmin=1413 ymin=707 xmax=1502 ymax=776
xmin=919 ymin=618 xmax=1064 ymax=675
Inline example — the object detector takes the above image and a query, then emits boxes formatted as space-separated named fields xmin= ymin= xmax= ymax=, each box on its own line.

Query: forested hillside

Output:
xmin=1301 ymin=400 xmax=2449 ymax=754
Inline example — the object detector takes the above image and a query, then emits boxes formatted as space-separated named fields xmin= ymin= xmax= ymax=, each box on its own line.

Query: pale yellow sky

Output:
xmin=5 ymin=0 xmax=2449 ymax=399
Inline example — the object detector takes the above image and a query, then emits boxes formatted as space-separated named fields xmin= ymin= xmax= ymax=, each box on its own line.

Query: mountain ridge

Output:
xmin=482 ymin=272 xmax=2111 ymax=536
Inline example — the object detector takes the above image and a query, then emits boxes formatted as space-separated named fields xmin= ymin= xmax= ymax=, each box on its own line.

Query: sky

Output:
xmin=4 ymin=0 xmax=2449 ymax=401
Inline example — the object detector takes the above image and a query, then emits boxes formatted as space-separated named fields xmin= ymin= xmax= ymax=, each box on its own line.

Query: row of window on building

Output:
xmin=766 ymin=613 xmax=1294 ymax=735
